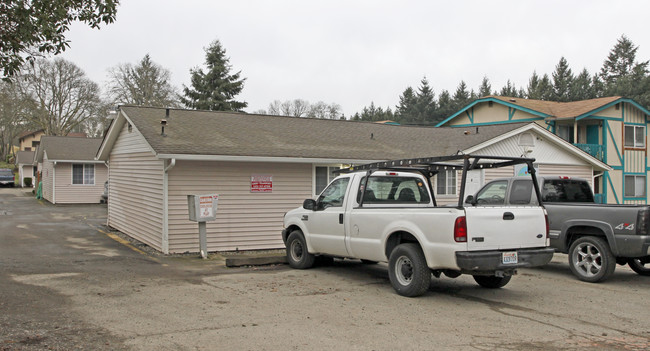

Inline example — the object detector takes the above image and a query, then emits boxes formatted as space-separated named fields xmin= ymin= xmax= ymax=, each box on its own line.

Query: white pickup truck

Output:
xmin=282 ymin=155 xmax=554 ymax=297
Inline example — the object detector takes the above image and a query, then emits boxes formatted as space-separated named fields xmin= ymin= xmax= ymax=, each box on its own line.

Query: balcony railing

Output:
xmin=573 ymin=143 xmax=605 ymax=162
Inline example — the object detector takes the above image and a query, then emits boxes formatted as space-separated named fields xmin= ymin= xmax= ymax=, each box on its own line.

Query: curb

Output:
xmin=225 ymin=254 xmax=287 ymax=267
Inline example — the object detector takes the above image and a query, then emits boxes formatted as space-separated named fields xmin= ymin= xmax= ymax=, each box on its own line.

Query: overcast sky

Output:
xmin=60 ymin=0 xmax=650 ymax=116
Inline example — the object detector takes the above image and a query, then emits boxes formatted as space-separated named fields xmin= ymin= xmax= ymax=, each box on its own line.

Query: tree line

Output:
xmin=352 ymin=35 xmax=650 ymax=126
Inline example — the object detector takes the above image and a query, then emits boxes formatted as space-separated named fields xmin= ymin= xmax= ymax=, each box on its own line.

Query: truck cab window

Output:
xmin=317 ymin=178 xmax=350 ymax=209
xmin=509 ymin=180 xmax=533 ymax=204
xmin=357 ymin=176 xmax=430 ymax=204
xmin=475 ymin=180 xmax=507 ymax=205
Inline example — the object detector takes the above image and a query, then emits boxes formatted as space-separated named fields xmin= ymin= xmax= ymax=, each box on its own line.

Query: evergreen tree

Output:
xmin=415 ymin=77 xmax=436 ymax=124
xmin=600 ymin=35 xmax=649 ymax=86
xmin=538 ymin=74 xmax=555 ymax=100
xmin=499 ymin=80 xmax=520 ymax=97
xmin=477 ymin=76 xmax=492 ymax=97
xmin=395 ymin=86 xmax=418 ymax=123
xmin=552 ymin=57 xmax=574 ymax=102
xmin=182 ymin=40 xmax=247 ymax=111
xmin=527 ymin=71 xmax=542 ymax=99
xmin=452 ymin=80 xmax=471 ymax=111
xmin=433 ymin=89 xmax=454 ymax=125
xmin=570 ymin=68 xmax=595 ymax=100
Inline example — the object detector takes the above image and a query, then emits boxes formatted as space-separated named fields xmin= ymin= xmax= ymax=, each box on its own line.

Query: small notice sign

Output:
xmin=199 ymin=195 xmax=215 ymax=218
xmin=251 ymin=174 xmax=273 ymax=193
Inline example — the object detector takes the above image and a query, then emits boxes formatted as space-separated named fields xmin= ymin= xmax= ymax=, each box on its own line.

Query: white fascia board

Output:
xmin=96 ymin=114 xmax=126 ymax=160
xmin=463 ymin=123 xmax=612 ymax=171
xmin=47 ymin=159 xmax=106 ymax=164
xmin=156 ymin=154 xmax=381 ymax=165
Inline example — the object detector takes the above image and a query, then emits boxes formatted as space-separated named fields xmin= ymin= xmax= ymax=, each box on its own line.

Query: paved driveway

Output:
xmin=1 ymin=187 xmax=649 ymax=350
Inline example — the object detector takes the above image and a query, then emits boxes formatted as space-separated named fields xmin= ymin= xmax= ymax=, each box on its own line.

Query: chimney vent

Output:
xmin=161 ymin=119 xmax=167 ymax=137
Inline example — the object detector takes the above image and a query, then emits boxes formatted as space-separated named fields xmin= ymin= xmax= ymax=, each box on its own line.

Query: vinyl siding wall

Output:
xmin=42 ymin=160 xmax=54 ymax=203
xmin=52 ymin=163 xmax=108 ymax=204
xmin=107 ymin=123 xmax=164 ymax=251
xmin=167 ymin=161 xmax=312 ymax=253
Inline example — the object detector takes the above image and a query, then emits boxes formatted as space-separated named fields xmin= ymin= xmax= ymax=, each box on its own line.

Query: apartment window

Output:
xmin=625 ymin=175 xmax=646 ymax=197
xmin=556 ymin=124 xmax=574 ymax=143
xmin=436 ymin=170 xmax=456 ymax=196
xmin=624 ymin=125 xmax=645 ymax=148
xmin=314 ymin=166 xmax=340 ymax=195
xmin=72 ymin=164 xmax=95 ymax=185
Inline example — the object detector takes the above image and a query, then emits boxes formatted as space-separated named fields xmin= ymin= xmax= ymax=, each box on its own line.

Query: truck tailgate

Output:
xmin=464 ymin=207 xmax=547 ymax=251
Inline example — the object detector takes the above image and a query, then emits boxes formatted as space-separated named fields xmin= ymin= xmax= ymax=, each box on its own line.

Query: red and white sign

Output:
xmin=251 ymin=174 xmax=273 ymax=193
xmin=199 ymin=195 xmax=218 ymax=218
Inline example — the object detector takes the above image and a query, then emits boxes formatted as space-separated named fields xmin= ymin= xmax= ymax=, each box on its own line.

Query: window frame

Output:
xmin=624 ymin=124 xmax=646 ymax=149
xmin=72 ymin=163 xmax=95 ymax=186
xmin=624 ymin=174 xmax=646 ymax=198
xmin=436 ymin=170 xmax=457 ymax=197
xmin=313 ymin=165 xmax=342 ymax=196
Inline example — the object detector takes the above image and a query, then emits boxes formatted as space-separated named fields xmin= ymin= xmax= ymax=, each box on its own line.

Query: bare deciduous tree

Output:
xmin=262 ymin=99 xmax=342 ymax=119
xmin=16 ymin=58 xmax=103 ymax=136
xmin=106 ymin=54 xmax=180 ymax=107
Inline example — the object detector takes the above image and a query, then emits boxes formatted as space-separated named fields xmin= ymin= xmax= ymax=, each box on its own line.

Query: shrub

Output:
xmin=24 ymin=177 xmax=32 ymax=187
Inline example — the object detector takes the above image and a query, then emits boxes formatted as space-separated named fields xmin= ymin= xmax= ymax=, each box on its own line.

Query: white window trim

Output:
xmin=624 ymin=174 xmax=646 ymax=198
xmin=624 ymin=125 xmax=646 ymax=148
xmin=435 ymin=170 xmax=457 ymax=198
xmin=312 ymin=164 xmax=343 ymax=196
xmin=72 ymin=163 xmax=95 ymax=186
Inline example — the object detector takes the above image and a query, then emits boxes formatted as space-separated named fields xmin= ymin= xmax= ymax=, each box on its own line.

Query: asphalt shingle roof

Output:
xmin=487 ymin=95 xmax=622 ymax=119
xmin=37 ymin=136 xmax=103 ymax=162
xmin=15 ymin=150 xmax=35 ymax=165
xmin=120 ymin=106 xmax=530 ymax=160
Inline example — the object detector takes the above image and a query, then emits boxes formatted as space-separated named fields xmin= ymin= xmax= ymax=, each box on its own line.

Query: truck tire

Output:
xmin=473 ymin=275 xmax=512 ymax=288
xmin=388 ymin=243 xmax=430 ymax=297
xmin=568 ymin=236 xmax=616 ymax=282
xmin=286 ymin=230 xmax=315 ymax=269
xmin=627 ymin=257 xmax=650 ymax=276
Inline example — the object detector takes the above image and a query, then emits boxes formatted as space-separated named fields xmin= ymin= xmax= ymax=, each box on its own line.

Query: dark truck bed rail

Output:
xmin=336 ymin=154 xmax=543 ymax=209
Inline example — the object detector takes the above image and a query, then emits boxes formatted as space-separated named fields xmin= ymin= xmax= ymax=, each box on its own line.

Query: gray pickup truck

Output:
xmin=0 ymin=168 xmax=14 ymax=187
xmin=466 ymin=176 xmax=650 ymax=282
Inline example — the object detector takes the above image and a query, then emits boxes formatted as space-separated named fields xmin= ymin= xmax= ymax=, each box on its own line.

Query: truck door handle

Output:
xmin=339 ymin=213 xmax=344 ymax=224
xmin=503 ymin=212 xmax=515 ymax=220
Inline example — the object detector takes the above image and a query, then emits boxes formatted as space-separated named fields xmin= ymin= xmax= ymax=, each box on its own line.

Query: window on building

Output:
xmin=625 ymin=175 xmax=646 ymax=197
xmin=556 ymin=124 xmax=574 ymax=143
xmin=624 ymin=125 xmax=645 ymax=148
xmin=436 ymin=170 xmax=456 ymax=196
xmin=72 ymin=164 xmax=95 ymax=185
xmin=315 ymin=166 xmax=340 ymax=195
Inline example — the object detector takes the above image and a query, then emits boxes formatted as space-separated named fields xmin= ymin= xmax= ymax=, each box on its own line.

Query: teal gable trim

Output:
xmin=605 ymin=172 xmax=620 ymax=204
xmin=576 ymin=98 xmax=650 ymax=120
xmin=611 ymin=166 xmax=623 ymax=170
xmin=508 ymin=107 xmax=516 ymax=120
xmin=465 ymin=109 xmax=474 ymax=124
xmin=586 ymin=116 xmax=624 ymax=121
xmin=435 ymin=97 xmax=551 ymax=127
xmin=446 ymin=118 xmax=544 ymax=127
xmin=624 ymin=122 xmax=646 ymax=126
xmin=606 ymin=122 xmax=623 ymax=165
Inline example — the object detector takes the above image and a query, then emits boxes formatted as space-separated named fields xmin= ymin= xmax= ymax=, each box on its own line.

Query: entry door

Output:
xmin=586 ymin=125 xmax=599 ymax=144
xmin=464 ymin=169 xmax=484 ymax=198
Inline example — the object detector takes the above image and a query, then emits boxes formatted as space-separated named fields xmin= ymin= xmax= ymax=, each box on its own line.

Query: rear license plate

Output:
xmin=502 ymin=252 xmax=518 ymax=264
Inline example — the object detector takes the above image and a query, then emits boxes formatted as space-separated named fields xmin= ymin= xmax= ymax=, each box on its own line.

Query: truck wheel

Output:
xmin=473 ymin=275 xmax=512 ymax=288
xmin=388 ymin=243 xmax=430 ymax=297
xmin=568 ymin=236 xmax=615 ymax=282
xmin=627 ymin=257 xmax=650 ymax=276
xmin=286 ymin=230 xmax=315 ymax=269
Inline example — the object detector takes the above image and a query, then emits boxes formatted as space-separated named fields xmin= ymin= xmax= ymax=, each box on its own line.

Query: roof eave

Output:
xmin=435 ymin=97 xmax=551 ymax=127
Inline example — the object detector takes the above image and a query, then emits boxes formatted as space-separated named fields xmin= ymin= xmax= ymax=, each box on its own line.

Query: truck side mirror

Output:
xmin=303 ymin=199 xmax=316 ymax=210
xmin=465 ymin=195 xmax=475 ymax=205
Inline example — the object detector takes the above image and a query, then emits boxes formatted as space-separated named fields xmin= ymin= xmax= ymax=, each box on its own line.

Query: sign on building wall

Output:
xmin=251 ymin=174 xmax=273 ymax=193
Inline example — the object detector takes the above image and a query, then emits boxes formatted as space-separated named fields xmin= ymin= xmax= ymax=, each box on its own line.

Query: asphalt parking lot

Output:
xmin=1 ymin=187 xmax=649 ymax=350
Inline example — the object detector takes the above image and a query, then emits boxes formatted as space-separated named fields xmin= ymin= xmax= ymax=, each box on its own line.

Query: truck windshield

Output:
xmin=542 ymin=179 xmax=594 ymax=203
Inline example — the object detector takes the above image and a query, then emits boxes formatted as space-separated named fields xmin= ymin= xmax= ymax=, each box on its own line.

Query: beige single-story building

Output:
xmin=96 ymin=106 xmax=609 ymax=254
xmin=36 ymin=136 xmax=108 ymax=204
xmin=15 ymin=150 xmax=36 ymax=187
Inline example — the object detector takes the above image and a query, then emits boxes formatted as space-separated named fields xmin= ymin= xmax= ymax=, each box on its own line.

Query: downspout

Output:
xmin=162 ymin=158 xmax=176 ymax=254
xmin=104 ymin=161 xmax=109 ymax=227
xmin=52 ymin=161 xmax=56 ymax=204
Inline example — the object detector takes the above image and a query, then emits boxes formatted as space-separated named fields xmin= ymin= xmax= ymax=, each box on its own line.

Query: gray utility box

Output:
xmin=187 ymin=194 xmax=219 ymax=222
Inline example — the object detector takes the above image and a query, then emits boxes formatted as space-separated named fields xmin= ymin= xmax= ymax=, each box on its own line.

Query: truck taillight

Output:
xmin=454 ymin=216 xmax=467 ymax=242
xmin=637 ymin=208 xmax=650 ymax=235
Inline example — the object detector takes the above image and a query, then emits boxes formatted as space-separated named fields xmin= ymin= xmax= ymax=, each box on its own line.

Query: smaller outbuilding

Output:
xmin=15 ymin=150 xmax=36 ymax=187
xmin=36 ymin=136 xmax=108 ymax=204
